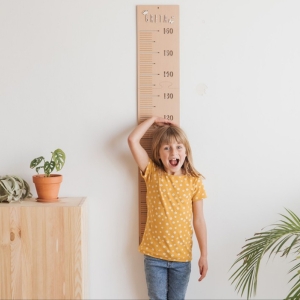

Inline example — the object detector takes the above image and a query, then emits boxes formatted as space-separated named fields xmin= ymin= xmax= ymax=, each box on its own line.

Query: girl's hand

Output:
xmin=127 ymin=116 xmax=178 ymax=172
xmin=153 ymin=116 xmax=178 ymax=127
xmin=198 ymin=256 xmax=208 ymax=281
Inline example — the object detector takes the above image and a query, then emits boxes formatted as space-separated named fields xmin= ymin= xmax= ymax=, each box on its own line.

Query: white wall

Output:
xmin=1 ymin=0 xmax=300 ymax=299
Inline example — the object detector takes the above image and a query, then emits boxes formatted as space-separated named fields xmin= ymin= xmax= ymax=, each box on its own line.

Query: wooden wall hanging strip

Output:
xmin=137 ymin=5 xmax=180 ymax=243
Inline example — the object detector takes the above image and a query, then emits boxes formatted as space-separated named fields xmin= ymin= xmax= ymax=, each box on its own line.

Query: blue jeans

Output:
xmin=144 ymin=255 xmax=191 ymax=300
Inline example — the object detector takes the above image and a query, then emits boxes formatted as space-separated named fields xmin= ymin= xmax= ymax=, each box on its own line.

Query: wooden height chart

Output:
xmin=137 ymin=5 xmax=180 ymax=243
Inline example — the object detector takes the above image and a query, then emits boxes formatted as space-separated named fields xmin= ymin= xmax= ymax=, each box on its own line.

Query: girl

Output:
xmin=128 ymin=116 xmax=208 ymax=300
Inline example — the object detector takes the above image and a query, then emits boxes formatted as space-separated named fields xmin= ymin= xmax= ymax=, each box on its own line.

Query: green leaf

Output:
xmin=30 ymin=156 xmax=44 ymax=168
xmin=35 ymin=166 xmax=44 ymax=174
xmin=52 ymin=149 xmax=66 ymax=171
xmin=44 ymin=161 xmax=55 ymax=176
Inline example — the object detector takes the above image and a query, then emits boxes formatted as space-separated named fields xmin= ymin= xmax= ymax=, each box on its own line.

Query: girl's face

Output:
xmin=158 ymin=139 xmax=187 ymax=175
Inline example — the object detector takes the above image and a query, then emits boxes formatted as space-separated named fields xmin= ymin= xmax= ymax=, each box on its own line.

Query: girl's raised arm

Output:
xmin=127 ymin=116 xmax=176 ymax=172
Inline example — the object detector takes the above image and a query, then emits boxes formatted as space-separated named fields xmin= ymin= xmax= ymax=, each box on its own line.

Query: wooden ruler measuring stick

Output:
xmin=137 ymin=5 xmax=180 ymax=243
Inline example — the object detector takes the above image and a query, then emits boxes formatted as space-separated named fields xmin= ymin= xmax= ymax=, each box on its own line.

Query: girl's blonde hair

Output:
xmin=151 ymin=125 xmax=202 ymax=177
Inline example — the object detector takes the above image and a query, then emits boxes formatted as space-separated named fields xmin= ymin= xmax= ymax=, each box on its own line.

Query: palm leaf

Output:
xmin=229 ymin=209 xmax=300 ymax=299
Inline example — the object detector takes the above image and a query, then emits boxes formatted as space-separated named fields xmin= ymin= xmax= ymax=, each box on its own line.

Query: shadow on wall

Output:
xmin=103 ymin=123 xmax=148 ymax=298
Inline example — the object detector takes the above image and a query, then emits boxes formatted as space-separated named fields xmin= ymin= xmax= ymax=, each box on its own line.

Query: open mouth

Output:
xmin=169 ymin=159 xmax=179 ymax=167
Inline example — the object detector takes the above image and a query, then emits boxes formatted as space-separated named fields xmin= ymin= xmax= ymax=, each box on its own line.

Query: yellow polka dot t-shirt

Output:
xmin=139 ymin=159 xmax=207 ymax=262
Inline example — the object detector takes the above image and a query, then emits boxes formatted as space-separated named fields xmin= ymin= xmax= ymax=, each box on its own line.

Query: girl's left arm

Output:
xmin=193 ymin=200 xmax=208 ymax=282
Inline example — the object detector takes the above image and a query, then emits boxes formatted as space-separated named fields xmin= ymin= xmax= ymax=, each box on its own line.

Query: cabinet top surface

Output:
xmin=0 ymin=197 xmax=86 ymax=207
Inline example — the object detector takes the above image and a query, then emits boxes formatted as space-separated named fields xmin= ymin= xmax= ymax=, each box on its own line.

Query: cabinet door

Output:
xmin=0 ymin=207 xmax=12 ymax=299
xmin=0 ymin=205 xmax=85 ymax=299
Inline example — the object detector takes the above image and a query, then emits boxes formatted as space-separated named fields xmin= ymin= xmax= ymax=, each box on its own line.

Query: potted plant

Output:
xmin=0 ymin=175 xmax=32 ymax=202
xmin=229 ymin=209 xmax=300 ymax=299
xmin=30 ymin=148 xmax=66 ymax=202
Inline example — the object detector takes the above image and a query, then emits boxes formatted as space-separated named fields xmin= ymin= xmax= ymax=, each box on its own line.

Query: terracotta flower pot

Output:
xmin=33 ymin=174 xmax=63 ymax=202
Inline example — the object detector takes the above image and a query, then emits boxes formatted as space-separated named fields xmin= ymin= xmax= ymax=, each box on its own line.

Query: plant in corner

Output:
xmin=30 ymin=148 xmax=66 ymax=202
xmin=229 ymin=209 xmax=300 ymax=300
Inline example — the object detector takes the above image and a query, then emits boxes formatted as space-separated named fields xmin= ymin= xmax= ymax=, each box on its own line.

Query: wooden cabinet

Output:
xmin=0 ymin=197 xmax=88 ymax=299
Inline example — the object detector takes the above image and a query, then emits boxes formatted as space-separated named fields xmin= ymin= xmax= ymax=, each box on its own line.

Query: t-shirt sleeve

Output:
xmin=140 ymin=159 xmax=154 ymax=182
xmin=192 ymin=177 xmax=207 ymax=202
